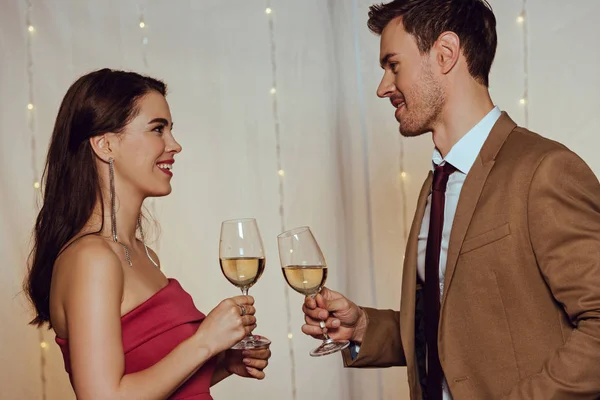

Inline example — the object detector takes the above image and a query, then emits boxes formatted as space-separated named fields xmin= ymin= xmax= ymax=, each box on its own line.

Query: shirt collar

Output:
xmin=432 ymin=106 xmax=502 ymax=174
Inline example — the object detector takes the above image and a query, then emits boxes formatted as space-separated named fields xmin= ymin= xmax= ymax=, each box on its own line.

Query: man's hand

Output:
xmin=301 ymin=287 xmax=368 ymax=344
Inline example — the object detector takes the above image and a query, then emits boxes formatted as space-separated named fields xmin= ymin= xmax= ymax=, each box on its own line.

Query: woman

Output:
xmin=24 ymin=69 xmax=270 ymax=399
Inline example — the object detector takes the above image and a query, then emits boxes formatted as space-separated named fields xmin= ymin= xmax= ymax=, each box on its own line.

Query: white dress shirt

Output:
xmin=417 ymin=106 xmax=502 ymax=399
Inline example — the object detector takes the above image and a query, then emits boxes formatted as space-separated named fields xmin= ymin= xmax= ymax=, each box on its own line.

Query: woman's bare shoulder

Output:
xmin=51 ymin=235 xmax=125 ymax=337
xmin=53 ymin=236 xmax=124 ymax=305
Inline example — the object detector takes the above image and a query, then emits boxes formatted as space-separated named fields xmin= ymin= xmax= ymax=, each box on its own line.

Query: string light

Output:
xmin=136 ymin=1 xmax=157 ymax=253
xmin=26 ymin=2 xmax=45 ymax=398
xmin=139 ymin=2 xmax=149 ymax=69
xmin=351 ymin=0 xmax=384 ymax=394
xmin=37 ymin=330 xmax=47 ymax=400
xmin=398 ymin=139 xmax=409 ymax=255
xmin=519 ymin=1 xmax=529 ymax=127
xmin=270 ymin=87 xmax=277 ymax=95
xmin=265 ymin=4 xmax=297 ymax=399
xmin=25 ymin=1 xmax=39 ymax=194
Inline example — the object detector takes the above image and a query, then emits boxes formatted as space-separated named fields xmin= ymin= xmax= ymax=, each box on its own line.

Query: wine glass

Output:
xmin=219 ymin=218 xmax=271 ymax=349
xmin=277 ymin=226 xmax=349 ymax=356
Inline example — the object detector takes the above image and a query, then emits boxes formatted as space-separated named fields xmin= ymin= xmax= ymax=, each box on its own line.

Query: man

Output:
xmin=302 ymin=1 xmax=600 ymax=399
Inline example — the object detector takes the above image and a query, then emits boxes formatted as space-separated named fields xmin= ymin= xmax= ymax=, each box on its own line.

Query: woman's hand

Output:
xmin=221 ymin=342 xmax=271 ymax=380
xmin=195 ymin=296 xmax=256 ymax=356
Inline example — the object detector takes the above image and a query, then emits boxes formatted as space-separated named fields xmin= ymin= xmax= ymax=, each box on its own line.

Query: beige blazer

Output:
xmin=344 ymin=113 xmax=600 ymax=399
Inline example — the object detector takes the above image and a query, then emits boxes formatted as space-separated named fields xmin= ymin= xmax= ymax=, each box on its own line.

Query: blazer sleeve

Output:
xmin=341 ymin=307 xmax=406 ymax=368
xmin=504 ymin=149 xmax=600 ymax=399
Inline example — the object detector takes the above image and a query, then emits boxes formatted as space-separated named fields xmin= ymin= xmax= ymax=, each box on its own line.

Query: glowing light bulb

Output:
xmin=265 ymin=8 xmax=272 ymax=14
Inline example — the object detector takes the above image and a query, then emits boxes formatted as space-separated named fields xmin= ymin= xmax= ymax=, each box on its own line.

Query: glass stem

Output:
xmin=310 ymin=294 xmax=331 ymax=341
xmin=320 ymin=321 xmax=331 ymax=340
xmin=241 ymin=287 xmax=253 ymax=341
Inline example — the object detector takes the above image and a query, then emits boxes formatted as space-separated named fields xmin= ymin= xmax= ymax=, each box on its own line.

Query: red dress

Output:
xmin=55 ymin=279 xmax=217 ymax=400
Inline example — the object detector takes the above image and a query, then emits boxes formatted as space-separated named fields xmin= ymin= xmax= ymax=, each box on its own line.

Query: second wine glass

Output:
xmin=277 ymin=226 xmax=349 ymax=356
xmin=219 ymin=218 xmax=271 ymax=349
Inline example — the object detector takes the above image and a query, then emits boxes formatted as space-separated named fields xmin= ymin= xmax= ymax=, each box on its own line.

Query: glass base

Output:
xmin=231 ymin=334 xmax=271 ymax=350
xmin=310 ymin=338 xmax=350 ymax=357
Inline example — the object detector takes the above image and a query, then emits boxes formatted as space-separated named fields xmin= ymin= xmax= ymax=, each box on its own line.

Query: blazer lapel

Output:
xmin=401 ymin=171 xmax=432 ymax=394
xmin=440 ymin=112 xmax=518 ymax=312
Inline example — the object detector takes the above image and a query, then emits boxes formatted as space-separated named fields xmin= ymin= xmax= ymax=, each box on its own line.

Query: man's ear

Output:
xmin=434 ymin=31 xmax=460 ymax=76
xmin=89 ymin=134 xmax=114 ymax=162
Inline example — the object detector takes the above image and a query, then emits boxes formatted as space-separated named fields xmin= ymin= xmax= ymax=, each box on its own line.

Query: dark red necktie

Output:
xmin=425 ymin=162 xmax=456 ymax=400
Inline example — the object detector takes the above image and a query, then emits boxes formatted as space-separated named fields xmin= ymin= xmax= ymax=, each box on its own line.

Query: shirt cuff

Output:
xmin=349 ymin=342 xmax=361 ymax=360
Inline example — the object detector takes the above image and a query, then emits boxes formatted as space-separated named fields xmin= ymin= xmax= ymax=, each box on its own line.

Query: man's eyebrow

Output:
xmin=380 ymin=52 xmax=398 ymax=68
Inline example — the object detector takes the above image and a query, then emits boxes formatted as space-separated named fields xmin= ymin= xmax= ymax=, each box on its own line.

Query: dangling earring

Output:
xmin=109 ymin=158 xmax=133 ymax=266
xmin=138 ymin=214 xmax=158 ymax=268
xmin=109 ymin=157 xmax=159 ymax=268
xmin=109 ymin=157 xmax=118 ymax=243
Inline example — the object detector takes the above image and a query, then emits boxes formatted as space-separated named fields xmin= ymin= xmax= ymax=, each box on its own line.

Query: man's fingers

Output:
xmin=301 ymin=324 xmax=326 ymax=339
xmin=304 ymin=296 xmax=317 ymax=309
xmin=302 ymin=304 xmax=329 ymax=321
xmin=304 ymin=314 xmax=340 ymax=329
xmin=311 ymin=289 xmax=351 ymax=315
xmin=315 ymin=292 xmax=327 ymax=309
xmin=325 ymin=297 xmax=350 ymax=314
xmin=304 ymin=314 xmax=321 ymax=326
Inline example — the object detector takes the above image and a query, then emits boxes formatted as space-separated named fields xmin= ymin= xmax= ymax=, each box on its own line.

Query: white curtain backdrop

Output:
xmin=1 ymin=1 xmax=599 ymax=399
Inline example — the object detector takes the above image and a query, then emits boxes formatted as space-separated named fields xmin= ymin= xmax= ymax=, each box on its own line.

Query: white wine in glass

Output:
xmin=219 ymin=218 xmax=271 ymax=350
xmin=220 ymin=257 xmax=266 ymax=289
xmin=277 ymin=226 xmax=349 ymax=357
xmin=282 ymin=266 xmax=328 ymax=297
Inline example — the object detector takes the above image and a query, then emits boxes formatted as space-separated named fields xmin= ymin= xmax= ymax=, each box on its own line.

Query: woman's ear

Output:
xmin=89 ymin=134 xmax=113 ymax=162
